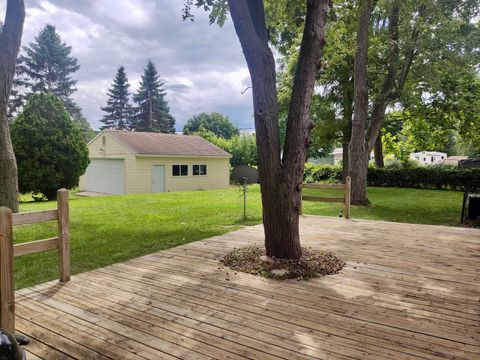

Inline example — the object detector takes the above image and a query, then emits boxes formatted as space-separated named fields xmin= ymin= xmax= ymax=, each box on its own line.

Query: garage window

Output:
xmin=193 ymin=164 xmax=207 ymax=176
xmin=172 ymin=165 xmax=188 ymax=176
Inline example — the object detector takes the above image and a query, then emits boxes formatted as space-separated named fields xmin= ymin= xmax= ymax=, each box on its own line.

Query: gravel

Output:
xmin=220 ymin=245 xmax=345 ymax=280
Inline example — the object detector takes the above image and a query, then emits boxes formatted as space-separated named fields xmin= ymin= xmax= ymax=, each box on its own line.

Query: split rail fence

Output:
xmin=0 ymin=189 xmax=70 ymax=333
xmin=300 ymin=176 xmax=351 ymax=219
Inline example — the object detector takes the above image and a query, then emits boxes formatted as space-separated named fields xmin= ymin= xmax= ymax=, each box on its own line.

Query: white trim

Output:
xmin=136 ymin=154 xmax=231 ymax=159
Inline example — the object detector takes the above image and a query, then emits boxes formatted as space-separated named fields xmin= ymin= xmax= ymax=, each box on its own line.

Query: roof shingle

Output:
xmin=105 ymin=130 xmax=231 ymax=157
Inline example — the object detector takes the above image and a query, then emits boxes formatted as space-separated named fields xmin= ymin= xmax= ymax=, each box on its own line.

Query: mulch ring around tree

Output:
xmin=220 ymin=245 xmax=345 ymax=280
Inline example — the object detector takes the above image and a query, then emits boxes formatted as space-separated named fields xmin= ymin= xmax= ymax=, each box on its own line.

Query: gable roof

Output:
xmin=104 ymin=130 xmax=231 ymax=157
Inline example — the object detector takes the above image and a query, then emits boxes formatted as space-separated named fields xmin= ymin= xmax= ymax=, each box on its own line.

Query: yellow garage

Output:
xmin=79 ymin=130 xmax=231 ymax=195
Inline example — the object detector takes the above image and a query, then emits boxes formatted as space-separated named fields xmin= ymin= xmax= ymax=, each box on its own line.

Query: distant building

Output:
xmin=79 ymin=130 xmax=231 ymax=195
xmin=308 ymin=147 xmax=374 ymax=165
xmin=442 ymin=156 xmax=468 ymax=167
xmin=410 ymin=151 xmax=447 ymax=165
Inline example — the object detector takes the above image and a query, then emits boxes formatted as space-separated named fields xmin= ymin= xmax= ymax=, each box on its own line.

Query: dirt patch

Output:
xmin=221 ymin=245 xmax=345 ymax=280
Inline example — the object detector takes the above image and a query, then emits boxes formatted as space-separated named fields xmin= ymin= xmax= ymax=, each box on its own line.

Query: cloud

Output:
xmin=2 ymin=0 xmax=254 ymax=130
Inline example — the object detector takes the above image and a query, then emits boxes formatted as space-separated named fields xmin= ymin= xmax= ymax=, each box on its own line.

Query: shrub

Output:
xmin=11 ymin=93 xmax=90 ymax=200
xmin=304 ymin=163 xmax=480 ymax=192
xmin=304 ymin=163 xmax=342 ymax=183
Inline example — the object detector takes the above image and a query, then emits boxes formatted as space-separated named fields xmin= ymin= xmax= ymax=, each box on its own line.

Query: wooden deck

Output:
xmin=15 ymin=216 xmax=479 ymax=359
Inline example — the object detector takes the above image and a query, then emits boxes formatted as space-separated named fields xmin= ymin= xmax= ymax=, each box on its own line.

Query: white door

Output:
xmin=152 ymin=165 xmax=165 ymax=193
xmin=87 ymin=159 xmax=125 ymax=194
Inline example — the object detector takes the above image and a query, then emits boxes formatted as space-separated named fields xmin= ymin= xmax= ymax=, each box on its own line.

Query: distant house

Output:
xmin=442 ymin=156 xmax=468 ymax=167
xmin=410 ymin=151 xmax=447 ymax=165
xmin=308 ymin=147 xmax=374 ymax=165
xmin=79 ymin=130 xmax=231 ymax=195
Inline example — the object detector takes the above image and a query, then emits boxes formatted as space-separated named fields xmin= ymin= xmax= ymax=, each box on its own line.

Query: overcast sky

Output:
xmin=2 ymin=0 xmax=255 ymax=131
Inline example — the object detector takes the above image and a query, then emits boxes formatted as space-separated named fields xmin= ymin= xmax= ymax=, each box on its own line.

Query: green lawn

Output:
xmin=14 ymin=185 xmax=462 ymax=289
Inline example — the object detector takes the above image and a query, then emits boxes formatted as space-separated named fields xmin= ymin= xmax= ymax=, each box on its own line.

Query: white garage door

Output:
xmin=87 ymin=159 xmax=125 ymax=194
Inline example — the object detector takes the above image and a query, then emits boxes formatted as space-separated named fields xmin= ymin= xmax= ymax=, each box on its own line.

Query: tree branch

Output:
xmin=282 ymin=0 xmax=330 ymax=170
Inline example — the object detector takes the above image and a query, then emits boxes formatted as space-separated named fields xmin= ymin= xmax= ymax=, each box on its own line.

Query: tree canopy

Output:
xmin=12 ymin=23 xmax=94 ymax=140
xmin=19 ymin=24 xmax=79 ymax=101
xmin=11 ymin=93 xmax=89 ymax=200
xmin=183 ymin=112 xmax=239 ymax=139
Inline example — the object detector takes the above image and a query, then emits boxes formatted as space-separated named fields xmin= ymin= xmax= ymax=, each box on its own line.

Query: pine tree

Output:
xmin=131 ymin=60 xmax=175 ymax=133
xmin=100 ymin=66 xmax=132 ymax=130
xmin=18 ymin=24 xmax=93 ymax=136
xmin=20 ymin=24 xmax=79 ymax=100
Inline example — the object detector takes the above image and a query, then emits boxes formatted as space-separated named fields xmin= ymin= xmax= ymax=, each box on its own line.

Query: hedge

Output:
xmin=303 ymin=163 xmax=480 ymax=192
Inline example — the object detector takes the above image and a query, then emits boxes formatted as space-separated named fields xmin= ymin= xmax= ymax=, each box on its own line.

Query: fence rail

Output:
xmin=0 ymin=189 xmax=70 ymax=333
xmin=300 ymin=176 xmax=351 ymax=219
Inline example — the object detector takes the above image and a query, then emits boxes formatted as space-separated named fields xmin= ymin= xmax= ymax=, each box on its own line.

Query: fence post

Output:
xmin=57 ymin=189 xmax=70 ymax=282
xmin=345 ymin=176 xmax=351 ymax=219
xmin=0 ymin=207 xmax=15 ymax=332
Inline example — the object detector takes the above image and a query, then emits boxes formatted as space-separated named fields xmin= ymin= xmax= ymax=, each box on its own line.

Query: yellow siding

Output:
xmin=135 ymin=156 xmax=230 ymax=193
xmin=79 ymin=132 xmax=136 ymax=193
xmin=79 ymin=132 xmax=230 ymax=194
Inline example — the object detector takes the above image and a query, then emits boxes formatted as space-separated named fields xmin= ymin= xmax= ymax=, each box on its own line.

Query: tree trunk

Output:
xmin=348 ymin=0 xmax=372 ymax=206
xmin=228 ymin=0 xmax=329 ymax=259
xmin=341 ymin=89 xmax=353 ymax=182
xmin=374 ymin=131 xmax=385 ymax=167
xmin=0 ymin=0 xmax=25 ymax=212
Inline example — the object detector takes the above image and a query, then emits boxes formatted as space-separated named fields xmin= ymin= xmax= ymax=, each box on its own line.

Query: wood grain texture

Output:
xmin=345 ymin=176 xmax=351 ymax=219
xmin=302 ymin=183 xmax=345 ymax=190
xmin=0 ymin=207 xmax=15 ymax=332
xmin=302 ymin=195 xmax=344 ymax=203
xmin=57 ymin=189 xmax=70 ymax=282
xmin=13 ymin=216 xmax=480 ymax=359
xmin=14 ymin=237 xmax=58 ymax=257
xmin=12 ymin=209 xmax=58 ymax=226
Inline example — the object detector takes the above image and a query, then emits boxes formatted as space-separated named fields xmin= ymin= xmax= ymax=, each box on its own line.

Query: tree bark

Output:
xmin=228 ymin=0 xmax=329 ymax=259
xmin=374 ymin=130 xmax=385 ymax=167
xmin=341 ymin=88 xmax=353 ymax=182
xmin=0 ymin=0 xmax=25 ymax=213
xmin=348 ymin=0 xmax=372 ymax=206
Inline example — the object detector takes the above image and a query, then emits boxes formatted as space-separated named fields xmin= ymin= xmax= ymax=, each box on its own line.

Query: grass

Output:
xmin=13 ymin=185 xmax=463 ymax=289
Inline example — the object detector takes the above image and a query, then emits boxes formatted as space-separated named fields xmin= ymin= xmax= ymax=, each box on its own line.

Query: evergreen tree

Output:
xmin=131 ymin=60 xmax=175 ymax=133
xmin=11 ymin=93 xmax=90 ymax=200
xmin=18 ymin=24 xmax=94 ymax=137
xmin=100 ymin=66 xmax=132 ymax=130
xmin=20 ymin=24 xmax=79 ymax=100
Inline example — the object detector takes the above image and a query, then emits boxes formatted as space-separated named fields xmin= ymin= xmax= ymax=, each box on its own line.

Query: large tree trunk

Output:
xmin=0 ymin=0 xmax=25 ymax=213
xmin=374 ymin=130 xmax=385 ymax=167
xmin=228 ymin=0 xmax=329 ymax=259
xmin=348 ymin=0 xmax=372 ymax=206
xmin=341 ymin=89 xmax=353 ymax=182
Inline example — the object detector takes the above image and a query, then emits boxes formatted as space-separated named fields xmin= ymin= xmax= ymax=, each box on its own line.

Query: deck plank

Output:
xmin=14 ymin=216 xmax=480 ymax=359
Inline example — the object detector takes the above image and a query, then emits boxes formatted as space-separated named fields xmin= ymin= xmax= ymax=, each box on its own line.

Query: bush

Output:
xmin=11 ymin=93 xmax=90 ymax=200
xmin=304 ymin=163 xmax=342 ymax=183
xmin=304 ymin=163 xmax=480 ymax=192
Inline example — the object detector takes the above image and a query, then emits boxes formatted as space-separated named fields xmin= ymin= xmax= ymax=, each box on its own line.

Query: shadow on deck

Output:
xmin=16 ymin=216 xmax=480 ymax=359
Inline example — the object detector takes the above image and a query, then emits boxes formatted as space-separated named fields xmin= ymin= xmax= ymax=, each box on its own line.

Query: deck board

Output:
xmin=14 ymin=216 xmax=480 ymax=359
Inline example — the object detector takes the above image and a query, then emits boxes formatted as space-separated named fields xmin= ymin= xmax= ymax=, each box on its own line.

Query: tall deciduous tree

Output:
xmin=183 ymin=112 xmax=239 ymax=139
xmin=349 ymin=0 xmax=373 ymax=205
xmin=185 ymin=0 xmax=330 ymax=259
xmin=0 ymin=0 xmax=25 ymax=212
xmin=131 ymin=60 xmax=175 ymax=133
xmin=100 ymin=66 xmax=132 ymax=130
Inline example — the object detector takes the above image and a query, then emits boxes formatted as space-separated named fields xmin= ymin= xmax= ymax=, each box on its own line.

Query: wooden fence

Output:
xmin=0 ymin=189 xmax=70 ymax=333
xmin=300 ymin=176 xmax=351 ymax=219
